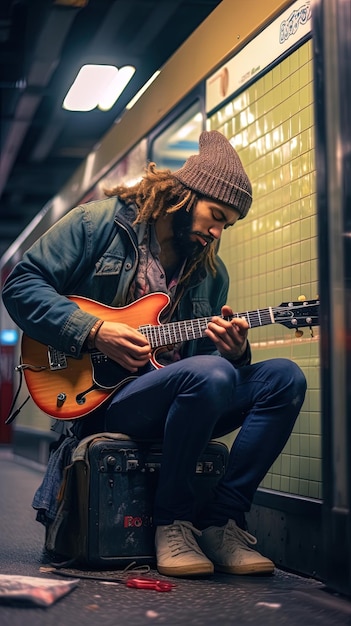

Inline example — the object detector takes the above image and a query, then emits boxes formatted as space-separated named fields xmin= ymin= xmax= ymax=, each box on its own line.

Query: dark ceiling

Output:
xmin=0 ymin=0 xmax=222 ymax=258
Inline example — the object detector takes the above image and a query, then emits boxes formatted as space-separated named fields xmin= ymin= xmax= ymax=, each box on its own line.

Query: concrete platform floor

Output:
xmin=1 ymin=446 xmax=351 ymax=626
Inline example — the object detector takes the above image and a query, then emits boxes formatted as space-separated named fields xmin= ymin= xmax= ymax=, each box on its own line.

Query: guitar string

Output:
xmin=139 ymin=303 xmax=319 ymax=348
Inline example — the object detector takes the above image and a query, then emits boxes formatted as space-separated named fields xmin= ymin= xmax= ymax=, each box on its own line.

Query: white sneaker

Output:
xmin=155 ymin=520 xmax=214 ymax=577
xmin=198 ymin=519 xmax=275 ymax=575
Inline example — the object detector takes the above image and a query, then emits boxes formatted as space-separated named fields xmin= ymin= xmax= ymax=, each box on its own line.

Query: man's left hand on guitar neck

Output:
xmin=205 ymin=305 xmax=249 ymax=362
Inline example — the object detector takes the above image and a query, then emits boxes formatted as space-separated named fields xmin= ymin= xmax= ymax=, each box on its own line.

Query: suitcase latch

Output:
xmin=118 ymin=449 xmax=139 ymax=472
xmin=196 ymin=460 xmax=214 ymax=474
xmin=126 ymin=458 xmax=139 ymax=471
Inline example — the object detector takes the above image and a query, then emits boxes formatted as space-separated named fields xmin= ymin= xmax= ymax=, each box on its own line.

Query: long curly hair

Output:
xmin=105 ymin=162 xmax=218 ymax=281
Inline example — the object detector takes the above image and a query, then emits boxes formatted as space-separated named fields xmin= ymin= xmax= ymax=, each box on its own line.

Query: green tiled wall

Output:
xmin=209 ymin=40 xmax=321 ymax=499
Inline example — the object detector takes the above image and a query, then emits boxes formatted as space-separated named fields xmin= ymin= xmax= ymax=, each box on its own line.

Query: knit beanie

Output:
xmin=173 ymin=130 xmax=252 ymax=219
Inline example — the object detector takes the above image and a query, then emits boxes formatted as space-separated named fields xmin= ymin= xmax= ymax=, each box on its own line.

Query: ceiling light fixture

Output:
xmin=98 ymin=65 xmax=135 ymax=111
xmin=62 ymin=64 xmax=135 ymax=112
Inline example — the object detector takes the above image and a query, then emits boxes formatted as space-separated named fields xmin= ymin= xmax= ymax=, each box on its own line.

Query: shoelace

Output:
xmin=223 ymin=520 xmax=258 ymax=552
xmin=165 ymin=521 xmax=204 ymax=556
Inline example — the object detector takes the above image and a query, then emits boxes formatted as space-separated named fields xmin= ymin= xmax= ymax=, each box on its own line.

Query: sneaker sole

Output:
xmin=157 ymin=562 xmax=214 ymax=577
xmin=214 ymin=562 xmax=275 ymax=575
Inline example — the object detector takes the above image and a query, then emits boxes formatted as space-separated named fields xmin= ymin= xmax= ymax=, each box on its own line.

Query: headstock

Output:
xmin=274 ymin=296 xmax=319 ymax=336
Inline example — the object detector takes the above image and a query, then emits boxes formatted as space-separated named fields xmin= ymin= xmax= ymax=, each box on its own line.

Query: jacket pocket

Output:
xmin=95 ymin=253 xmax=124 ymax=276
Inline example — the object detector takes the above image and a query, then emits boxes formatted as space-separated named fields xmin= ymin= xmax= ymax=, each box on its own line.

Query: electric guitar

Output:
xmin=19 ymin=293 xmax=319 ymax=420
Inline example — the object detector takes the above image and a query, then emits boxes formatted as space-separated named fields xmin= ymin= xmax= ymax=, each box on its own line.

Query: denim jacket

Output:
xmin=3 ymin=196 xmax=251 ymax=363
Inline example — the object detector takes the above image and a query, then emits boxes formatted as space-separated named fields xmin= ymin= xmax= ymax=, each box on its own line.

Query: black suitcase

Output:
xmin=47 ymin=433 xmax=229 ymax=568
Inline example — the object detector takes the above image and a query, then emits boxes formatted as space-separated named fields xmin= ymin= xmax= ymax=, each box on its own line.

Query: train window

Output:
xmin=151 ymin=101 xmax=203 ymax=171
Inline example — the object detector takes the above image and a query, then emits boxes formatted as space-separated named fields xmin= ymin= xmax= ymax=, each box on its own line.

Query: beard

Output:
xmin=172 ymin=207 xmax=213 ymax=260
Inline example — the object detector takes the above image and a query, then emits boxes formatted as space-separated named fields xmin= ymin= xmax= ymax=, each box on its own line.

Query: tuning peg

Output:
xmin=295 ymin=329 xmax=304 ymax=338
xmin=298 ymin=295 xmax=306 ymax=301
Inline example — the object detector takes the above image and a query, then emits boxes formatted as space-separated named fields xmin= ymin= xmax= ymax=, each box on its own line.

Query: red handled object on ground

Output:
xmin=125 ymin=577 xmax=176 ymax=592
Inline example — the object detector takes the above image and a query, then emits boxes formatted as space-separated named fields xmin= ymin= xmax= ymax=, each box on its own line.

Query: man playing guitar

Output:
xmin=2 ymin=130 xmax=307 ymax=578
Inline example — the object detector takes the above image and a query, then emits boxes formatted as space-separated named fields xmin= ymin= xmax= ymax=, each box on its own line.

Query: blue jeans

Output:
xmin=105 ymin=356 xmax=307 ymax=527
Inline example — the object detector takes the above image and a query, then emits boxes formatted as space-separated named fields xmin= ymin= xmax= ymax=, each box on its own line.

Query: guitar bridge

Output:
xmin=48 ymin=346 xmax=68 ymax=370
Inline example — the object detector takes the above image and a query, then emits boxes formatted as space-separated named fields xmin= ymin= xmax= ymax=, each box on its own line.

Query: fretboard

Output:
xmin=138 ymin=308 xmax=274 ymax=349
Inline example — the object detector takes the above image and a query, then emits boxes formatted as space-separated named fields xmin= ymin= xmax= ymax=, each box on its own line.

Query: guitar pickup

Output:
xmin=48 ymin=346 xmax=68 ymax=370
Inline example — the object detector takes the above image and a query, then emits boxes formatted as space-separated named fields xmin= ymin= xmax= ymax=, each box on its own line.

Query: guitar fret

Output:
xmin=193 ymin=319 xmax=200 ymax=339
xmin=160 ymin=325 xmax=168 ymax=345
xmin=163 ymin=325 xmax=170 ymax=345
xmin=231 ymin=308 xmax=273 ymax=329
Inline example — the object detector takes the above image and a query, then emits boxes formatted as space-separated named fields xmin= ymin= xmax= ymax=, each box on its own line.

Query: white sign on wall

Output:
xmin=206 ymin=0 xmax=312 ymax=113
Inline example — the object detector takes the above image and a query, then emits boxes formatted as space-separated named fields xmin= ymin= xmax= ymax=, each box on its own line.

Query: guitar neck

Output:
xmin=139 ymin=307 xmax=274 ymax=349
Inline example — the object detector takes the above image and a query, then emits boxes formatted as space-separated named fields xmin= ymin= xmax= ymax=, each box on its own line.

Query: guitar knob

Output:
xmin=295 ymin=329 xmax=304 ymax=338
xmin=56 ymin=392 xmax=67 ymax=407
xmin=298 ymin=295 xmax=306 ymax=301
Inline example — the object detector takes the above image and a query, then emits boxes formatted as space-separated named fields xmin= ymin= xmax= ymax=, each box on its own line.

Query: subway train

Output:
xmin=0 ymin=0 xmax=350 ymax=599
